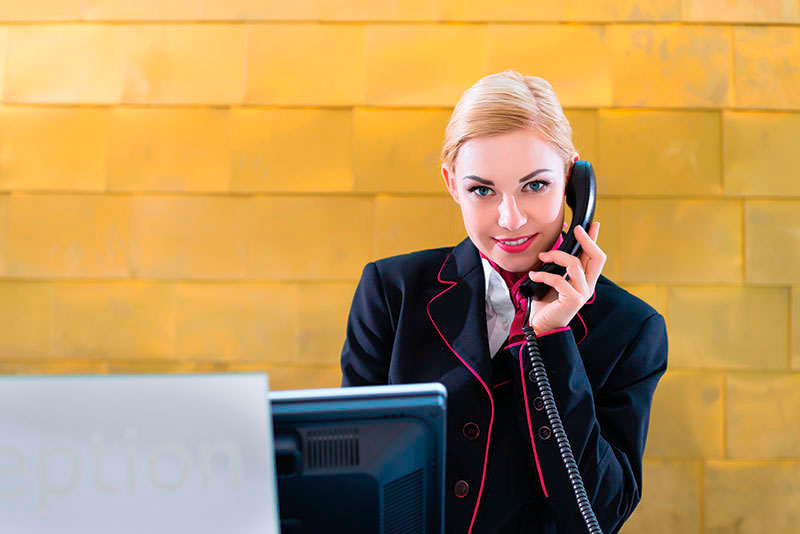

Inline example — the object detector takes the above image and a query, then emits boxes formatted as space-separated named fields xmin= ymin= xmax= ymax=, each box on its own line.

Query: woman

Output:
xmin=340 ymin=70 xmax=668 ymax=534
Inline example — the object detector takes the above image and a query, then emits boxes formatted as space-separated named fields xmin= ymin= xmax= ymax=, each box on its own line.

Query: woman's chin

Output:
xmin=490 ymin=251 xmax=540 ymax=274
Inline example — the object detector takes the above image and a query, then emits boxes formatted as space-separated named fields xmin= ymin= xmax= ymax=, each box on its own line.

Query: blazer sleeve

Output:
xmin=340 ymin=261 xmax=395 ymax=386
xmin=521 ymin=312 xmax=668 ymax=534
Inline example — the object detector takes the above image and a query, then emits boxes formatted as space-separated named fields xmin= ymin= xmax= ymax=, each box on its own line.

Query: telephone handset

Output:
xmin=517 ymin=160 xmax=603 ymax=534
xmin=518 ymin=160 xmax=597 ymax=301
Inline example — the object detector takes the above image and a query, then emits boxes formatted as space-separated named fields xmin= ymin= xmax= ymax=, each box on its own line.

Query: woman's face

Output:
xmin=442 ymin=129 xmax=570 ymax=275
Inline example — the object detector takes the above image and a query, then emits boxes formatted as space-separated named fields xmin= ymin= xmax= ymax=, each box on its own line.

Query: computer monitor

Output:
xmin=269 ymin=382 xmax=447 ymax=534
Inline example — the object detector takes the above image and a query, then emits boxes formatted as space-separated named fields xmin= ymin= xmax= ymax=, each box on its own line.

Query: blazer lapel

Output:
xmin=427 ymin=237 xmax=493 ymax=386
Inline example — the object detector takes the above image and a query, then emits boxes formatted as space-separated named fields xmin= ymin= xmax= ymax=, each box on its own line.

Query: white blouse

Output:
xmin=481 ymin=257 xmax=517 ymax=358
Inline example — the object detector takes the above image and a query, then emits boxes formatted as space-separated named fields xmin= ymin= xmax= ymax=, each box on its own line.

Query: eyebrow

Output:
xmin=461 ymin=169 xmax=552 ymax=186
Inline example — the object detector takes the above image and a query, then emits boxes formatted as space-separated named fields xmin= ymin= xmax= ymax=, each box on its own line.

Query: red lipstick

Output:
xmin=493 ymin=234 xmax=537 ymax=253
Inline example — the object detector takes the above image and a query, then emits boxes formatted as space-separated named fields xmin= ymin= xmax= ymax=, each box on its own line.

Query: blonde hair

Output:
xmin=441 ymin=70 xmax=575 ymax=176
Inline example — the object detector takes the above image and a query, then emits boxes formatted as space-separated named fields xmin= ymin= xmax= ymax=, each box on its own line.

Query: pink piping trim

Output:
xmin=585 ymin=290 xmax=596 ymax=305
xmin=503 ymin=340 xmax=525 ymax=350
xmin=493 ymin=379 xmax=512 ymax=389
xmin=576 ymin=312 xmax=588 ymax=345
xmin=427 ymin=250 xmax=494 ymax=534
xmin=517 ymin=345 xmax=549 ymax=498
xmin=537 ymin=326 xmax=571 ymax=337
xmin=536 ymin=317 xmax=587 ymax=344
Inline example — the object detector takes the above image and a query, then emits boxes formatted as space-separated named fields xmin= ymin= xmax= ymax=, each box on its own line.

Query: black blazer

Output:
xmin=340 ymin=237 xmax=668 ymax=534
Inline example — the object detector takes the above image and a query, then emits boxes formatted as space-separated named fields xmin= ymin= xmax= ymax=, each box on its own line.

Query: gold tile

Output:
xmin=668 ymin=286 xmax=788 ymax=369
xmin=619 ymin=199 xmax=741 ymax=284
xmin=315 ymin=0 xmax=440 ymax=20
xmin=793 ymin=287 xmax=799 ymax=370
xmin=196 ymin=0 xmax=316 ymax=19
xmin=734 ymin=26 xmax=800 ymax=110
xmin=723 ymin=111 xmax=800 ymax=197
xmin=5 ymin=195 xmax=130 ymax=278
xmin=262 ymin=365 xmax=342 ymax=390
xmin=595 ymin=198 xmax=620 ymax=282
xmin=108 ymin=107 xmax=230 ymax=192
xmin=646 ymin=370 xmax=723 ymax=457
xmin=0 ymin=0 xmax=81 ymax=20
xmin=0 ymin=107 xmax=109 ymax=191
xmin=246 ymin=24 xmax=365 ymax=106
xmin=131 ymin=196 xmax=248 ymax=279
xmin=0 ymin=195 xmax=6 ymax=275
xmin=175 ymin=282 xmax=297 ymax=362
xmin=248 ymin=196 xmax=374 ymax=281
xmin=82 ymin=0 xmax=202 ymax=19
xmin=231 ymin=108 xmax=353 ymax=192
xmin=353 ymin=108 xmax=450 ymax=193
xmin=596 ymin=109 xmax=722 ymax=196
xmin=683 ymin=0 xmax=799 ymax=23
xmin=4 ymin=25 xmax=124 ymax=103
xmin=489 ymin=24 xmax=611 ymax=108
xmin=745 ymin=200 xmax=800 ymax=284
xmin=705 ymin=460 xmax=800 ymax=533
xmin=622 ymin=460 xmax=701 ymax=534
xmin=727 ymin=373 xmax=800 ymax=458
xmin=374 ymin=195 xmax=465 ymax=259
xmin=562 ymin=0 xmax=679 ymax=21
xmin=297 ymin=281 xmax=358 ymax=365
xmin=366 ymin=24 xmax=488 ymax=106
xmin=611 ymin=24 xmax=731 ymax=108
xmin=0 ymin=28 xmax=6 ymax=100
xmin=439 ymin=0 xmax=561 ymax=20
xmin=123 ymin=24 xmax=246 ymax=104
xmin=0 ymin=282 xmax=52 ymax=359
xmin=565 ymin=110 xmax=598 ymax=165
xmin=52 ymin=281 xmax=175 ymax=359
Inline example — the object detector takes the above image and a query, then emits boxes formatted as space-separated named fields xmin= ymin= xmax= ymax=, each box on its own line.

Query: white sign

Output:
xmin=0 ymin=374 xmax=279 ymax=534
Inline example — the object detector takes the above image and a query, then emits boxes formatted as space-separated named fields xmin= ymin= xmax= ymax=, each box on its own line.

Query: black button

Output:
xmin=538 ymin=426 xmax=552 ymax=440
xmin=454 ymin=480 xmax=470 ymax=499
xmin=462 ymin=422 xmax=480 ymax=440
xmin=528 ymin=369 xmax=536 ymax=382
xmin=533 ymin=397 xmax=545 ymax=411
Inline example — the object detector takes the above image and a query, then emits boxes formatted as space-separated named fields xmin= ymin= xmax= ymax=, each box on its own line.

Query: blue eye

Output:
xmin=525 ymin=180 xmax=548 ymax=192
xmin=468 ymin=186 xmax=492 ymax=197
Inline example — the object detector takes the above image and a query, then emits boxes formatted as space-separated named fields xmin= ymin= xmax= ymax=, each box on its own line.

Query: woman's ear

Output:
xmin=565 ymin=152 xmax=580 ymax=184
xmin=441 ymin=164 xmax=460 ymax=205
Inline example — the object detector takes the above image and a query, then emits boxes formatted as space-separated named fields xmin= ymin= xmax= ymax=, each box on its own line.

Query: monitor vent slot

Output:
xmin=383 ymin=468 xmax=424 ymax=534
xmin=306 ymin=427 xmax=360 ymax=469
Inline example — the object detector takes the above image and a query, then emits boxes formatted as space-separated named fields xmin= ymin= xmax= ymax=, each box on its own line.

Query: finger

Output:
xmin=565 ymin=256 xmax=590 ymax=296
xmin=575 ymin=224 xmax=607 ymax=279
xmin=575 ymin=223 xmax=600 ymax=249
xmin=528 ymin=271 xmax=581 ymax=301
xmin=588 ymin=221 xmax=600 ymax=242
xmin=538 ymin=249 xmax=592 ymax=295
xmin=538 ymin=249 xmax=584 ymax=272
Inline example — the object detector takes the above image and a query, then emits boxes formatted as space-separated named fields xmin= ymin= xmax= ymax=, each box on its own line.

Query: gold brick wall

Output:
xmin=0 ymin=1 xmax=798 ymax=532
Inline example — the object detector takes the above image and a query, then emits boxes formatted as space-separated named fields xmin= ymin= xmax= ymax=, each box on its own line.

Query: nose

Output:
xmin=497 ymin=194 xmax=527 ymax=231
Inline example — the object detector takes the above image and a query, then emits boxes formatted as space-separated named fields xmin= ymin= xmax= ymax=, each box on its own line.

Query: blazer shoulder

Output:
xmin=370 ymin=246 xmax=455 ymax=288
xmin=590 ymin=275 xmax=664 ymax=341
xmin=590 ymin=276 xmax=668 ymax=390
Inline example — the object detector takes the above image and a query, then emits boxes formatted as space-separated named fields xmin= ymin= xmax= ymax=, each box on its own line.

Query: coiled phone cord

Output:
xmin=523 ymin=298 xmax=603 ymax=534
